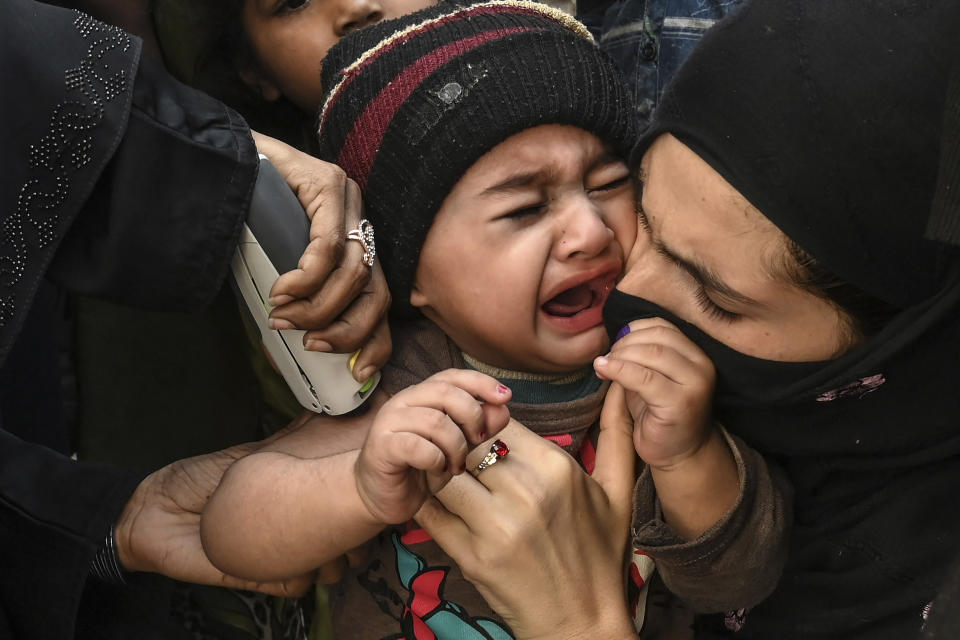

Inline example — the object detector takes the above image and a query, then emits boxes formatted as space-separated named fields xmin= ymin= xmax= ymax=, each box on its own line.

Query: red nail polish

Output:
xmin=496 ymin=384 xmax=509 ymax=395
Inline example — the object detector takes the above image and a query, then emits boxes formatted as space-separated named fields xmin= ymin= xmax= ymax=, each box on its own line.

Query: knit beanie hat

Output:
xmin=633 ymin=0 xmax=960 ymax=309
xmin=317 ymin=0 xmax=637 ymax=317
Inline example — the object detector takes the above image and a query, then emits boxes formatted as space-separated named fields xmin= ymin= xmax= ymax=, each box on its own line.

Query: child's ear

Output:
xmin=238 ymin=66 xmax=282 ymax=102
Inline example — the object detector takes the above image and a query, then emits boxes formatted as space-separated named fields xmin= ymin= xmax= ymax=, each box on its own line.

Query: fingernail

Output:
xmin=615 ymin=325 xmax=631 ymax=341
xmin=269 ymin=318 xmax=295 ymax=330
xmin=496 ymin=384 xmax=510 ymax=395
xmin=595 ymin=356 xmax=609 ymax=367
xmin=269 ymin=294 xmax=295 ymax=307
xmin=356 ymin=367 xmax=376 ymax=383
xmin=305 ymin=339 xmax=333 ymax=352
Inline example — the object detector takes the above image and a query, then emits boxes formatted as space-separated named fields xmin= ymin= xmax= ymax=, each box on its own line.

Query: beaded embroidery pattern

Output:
xmin=0 ymin=12 xmax=132 ymax=353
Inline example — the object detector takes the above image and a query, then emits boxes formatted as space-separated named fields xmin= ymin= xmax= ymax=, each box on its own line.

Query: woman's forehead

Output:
xmin=640 ymin=134 xmax=787 ymax=275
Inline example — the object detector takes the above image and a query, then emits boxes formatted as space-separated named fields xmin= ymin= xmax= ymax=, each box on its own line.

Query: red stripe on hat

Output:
xmin=337 ymin=27 xmax=532 ymax=188
xmin=321 ymin=3 xmax=553 ymax=128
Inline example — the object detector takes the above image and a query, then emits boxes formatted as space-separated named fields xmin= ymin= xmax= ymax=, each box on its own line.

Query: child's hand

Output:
xmin=356 ymin=369 xmax=511 ymax=524
xmin=594 ymin=317 xmax=715 ymax=470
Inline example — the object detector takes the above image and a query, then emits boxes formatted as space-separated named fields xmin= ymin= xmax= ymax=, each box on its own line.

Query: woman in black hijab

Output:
xmin=420 ymin=1 xmax=960 ymax=638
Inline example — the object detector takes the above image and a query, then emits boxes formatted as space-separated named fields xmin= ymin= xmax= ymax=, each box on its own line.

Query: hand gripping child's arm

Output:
xmin=594 ymin=317 xmax=791 ymax=612
xmin=199 ymin=369 xmax=511 ymax=582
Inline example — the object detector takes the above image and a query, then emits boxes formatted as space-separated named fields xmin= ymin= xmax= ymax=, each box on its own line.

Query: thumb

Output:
xmin=594 ymin=382 xmax=637 ymax=515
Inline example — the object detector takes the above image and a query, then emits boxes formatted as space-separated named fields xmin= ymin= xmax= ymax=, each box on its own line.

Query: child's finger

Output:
xmin=379 ymin=406 xmax=471 ymax=472
xmin=389 ymin=429 xmax=450 ymax=475
xmin=600 ymin=341 xmax=711 ymax=388
xmin=398 ymin=370 xmax=512 ymax=445
xmin=424 ymin=369 xmax=513 ymax=405
xmin=609 ymin=318 xmax=712 ymax=370
xmin=594 ymin=356 xmax=696 ymax=419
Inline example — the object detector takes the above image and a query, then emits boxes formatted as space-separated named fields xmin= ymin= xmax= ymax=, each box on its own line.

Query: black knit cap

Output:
xmin=634 ymin=0 xmax=960 ymax=309
xmin=317 ymin=0 xmax=637 ymax=317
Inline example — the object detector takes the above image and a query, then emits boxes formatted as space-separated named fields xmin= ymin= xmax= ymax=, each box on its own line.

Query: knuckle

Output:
xmin=320 ymin=162 xmax=347 ymax=185
xmin=646 ymin=342 xmax=666 ymax=360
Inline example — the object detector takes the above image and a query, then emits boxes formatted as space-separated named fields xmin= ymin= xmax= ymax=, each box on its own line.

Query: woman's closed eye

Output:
xmin=693 ymin=286 xmax=740 ymax=323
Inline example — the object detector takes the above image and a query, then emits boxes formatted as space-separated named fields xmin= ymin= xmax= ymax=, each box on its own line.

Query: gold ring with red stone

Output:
xmin=474 ymin=439 xmax=509 ymax=475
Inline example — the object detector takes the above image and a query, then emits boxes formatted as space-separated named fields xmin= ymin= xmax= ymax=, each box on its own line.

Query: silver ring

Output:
xmin=473 ymin=439 xmax=509 ymax=475
xmin=346 ymin=219 xmax=376 ymax=267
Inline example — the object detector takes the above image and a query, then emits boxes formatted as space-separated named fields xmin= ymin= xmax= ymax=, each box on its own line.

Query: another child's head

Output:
xmin=151 ymin=0 xmax=438 ymax=146
xmin=317 ymin=1 xmax=639 ymax=373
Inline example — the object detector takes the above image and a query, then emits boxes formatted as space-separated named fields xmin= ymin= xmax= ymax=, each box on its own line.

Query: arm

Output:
xmin=0 ymin=0 xmax=373 ymax=631
xmin=596 ymin=318 xmax=790 ymax=611
xmin=631 ymin=430 xmax=793 ymax=612
xmin=201 ymin=370 xmax=512 ymax=582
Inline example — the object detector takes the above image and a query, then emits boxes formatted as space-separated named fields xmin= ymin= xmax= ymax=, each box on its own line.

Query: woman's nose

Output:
xmin=335 ymin=0 xmax=384 ymax=36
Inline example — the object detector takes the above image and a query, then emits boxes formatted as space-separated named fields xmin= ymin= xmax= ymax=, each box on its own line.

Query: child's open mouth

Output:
xmin=543 ymin=283 xmax=599 ymax=317
xmin=541 ymin=271 xmax=618 ymax=332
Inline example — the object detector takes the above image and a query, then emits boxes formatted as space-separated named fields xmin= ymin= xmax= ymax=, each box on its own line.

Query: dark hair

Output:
xmin=149 ymin=0 xmax=317 ymax=152
xmin=781 ymin=239 xmax=902 ymax=345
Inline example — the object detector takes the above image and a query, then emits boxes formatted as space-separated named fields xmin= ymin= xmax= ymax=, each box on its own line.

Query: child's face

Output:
xmin=241 ymin=0 xmax=438 ymax=112
xmin=410 ymin=125 xmax=636 ymax=374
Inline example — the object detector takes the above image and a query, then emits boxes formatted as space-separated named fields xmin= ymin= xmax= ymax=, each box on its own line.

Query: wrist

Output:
xmin=649 ymin=421 xmax=724 ymax=473
xmin=90 ymin=525 xmax=129 ymax=585
xmin=649 ymin=425 xmax=739 ymax=539
xmin=352 ymin=454 xmax=399 ymax=527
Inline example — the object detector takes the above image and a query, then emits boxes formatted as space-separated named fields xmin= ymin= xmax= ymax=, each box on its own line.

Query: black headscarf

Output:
xmin=611 ymin=1 xmax=960 ymax=637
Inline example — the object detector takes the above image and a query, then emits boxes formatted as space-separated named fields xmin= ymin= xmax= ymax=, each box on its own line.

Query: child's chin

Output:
xmin=551 ymin=334 xmax=609 ymax=371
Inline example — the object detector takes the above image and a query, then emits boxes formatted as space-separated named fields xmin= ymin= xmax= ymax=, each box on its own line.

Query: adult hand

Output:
xmin=252 ymin=131 xmax=392 ymax=382
xmin=416 ymin=410 xmax=638 ymax=640
xmin=114 ymin=441 xmax=313 ymax=597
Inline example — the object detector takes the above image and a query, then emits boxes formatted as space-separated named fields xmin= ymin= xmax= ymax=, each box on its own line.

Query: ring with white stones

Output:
xmin=346 ymin=219 xmax=376 ymax=267
xmin=473 ymin=439 xmax=509 ymax=475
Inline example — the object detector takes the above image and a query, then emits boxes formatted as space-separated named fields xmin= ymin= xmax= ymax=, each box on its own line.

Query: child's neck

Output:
xmin=461 ymin=353 xmax=601 ymax=404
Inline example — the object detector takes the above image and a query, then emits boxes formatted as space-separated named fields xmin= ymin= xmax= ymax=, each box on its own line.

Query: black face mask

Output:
xmin=603 ymin=288 xmax=838 ymax=407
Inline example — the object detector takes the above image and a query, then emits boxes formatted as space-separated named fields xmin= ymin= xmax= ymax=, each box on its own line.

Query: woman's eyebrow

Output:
xmin=656 ymin=239 xmax=764 ymax=308
xmin=635 ymin=167 xmax=762 ymax=308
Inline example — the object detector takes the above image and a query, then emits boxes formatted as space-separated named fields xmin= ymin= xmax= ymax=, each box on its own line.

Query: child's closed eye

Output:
xmin=275 ymin=0 xmax=310 ymax=15
xmin=501 ymin=203 xmax=547 ymax=221
xmin=587 ymin=175 xmax=630 ymax=193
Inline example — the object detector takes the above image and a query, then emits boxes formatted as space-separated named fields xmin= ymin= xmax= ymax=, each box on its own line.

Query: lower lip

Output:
xmin=541 ymin=303 xmax=605 ymax=334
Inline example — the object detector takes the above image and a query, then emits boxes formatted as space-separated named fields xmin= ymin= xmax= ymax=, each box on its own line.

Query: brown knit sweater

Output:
xmin=330 ymin=322 xmax=790 ymax=639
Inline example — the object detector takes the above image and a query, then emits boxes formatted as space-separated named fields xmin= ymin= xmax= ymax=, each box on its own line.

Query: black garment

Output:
xmin=634 ymin=0 xmax=960 ymax=310
xmin=0 ymin=1 xmax=257 ymax=638
xmin=619 ymin=1 xmax=960 ymax=638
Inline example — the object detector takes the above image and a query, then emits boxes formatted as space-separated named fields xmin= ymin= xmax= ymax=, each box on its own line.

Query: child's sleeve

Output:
xmin=631 ymin=427 xmax=793 ymax=613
